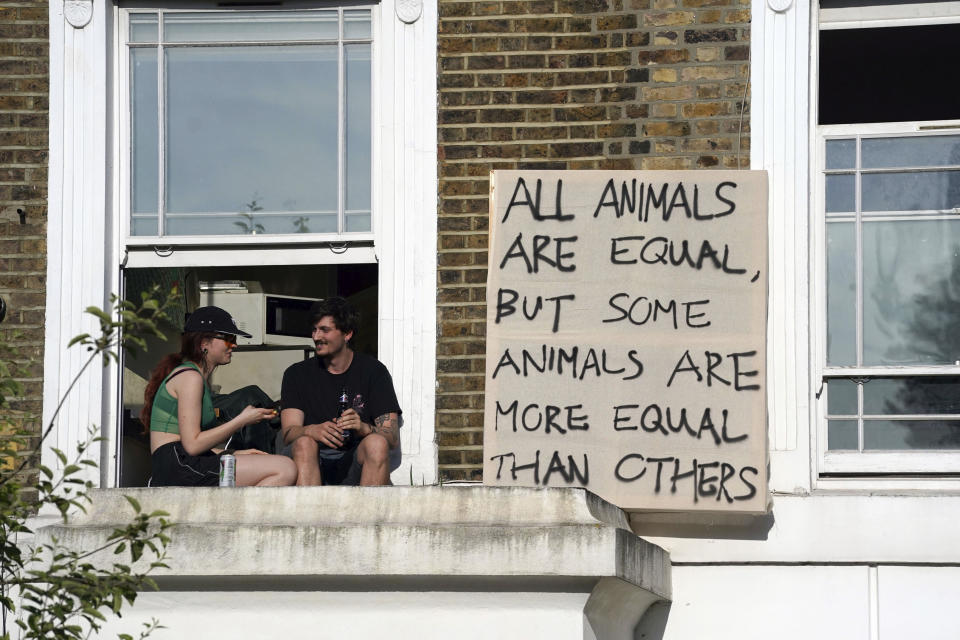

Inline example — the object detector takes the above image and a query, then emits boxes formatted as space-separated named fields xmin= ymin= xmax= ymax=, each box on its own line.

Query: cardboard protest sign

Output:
xmin=483 ymin=170 xmax=769 ymax=513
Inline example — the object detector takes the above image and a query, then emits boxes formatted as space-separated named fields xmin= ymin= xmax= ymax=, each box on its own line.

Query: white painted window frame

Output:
xmin=812 ymin=8 xmax=960 ymax=477
xmin=45 ymin=0 xmax=438 ymax=489
xmin=117 ymin=3 xmax=376 ymax=247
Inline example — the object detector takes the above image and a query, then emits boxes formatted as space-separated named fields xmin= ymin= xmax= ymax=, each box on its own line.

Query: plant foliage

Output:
xmin=1 ymin=287 xmax=178 ymax=639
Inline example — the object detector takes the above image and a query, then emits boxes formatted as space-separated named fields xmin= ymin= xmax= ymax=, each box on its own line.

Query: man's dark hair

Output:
xmin=309 ymin=296 xmax=360 ymax=337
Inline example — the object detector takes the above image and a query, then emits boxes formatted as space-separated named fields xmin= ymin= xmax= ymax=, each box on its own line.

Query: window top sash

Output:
xmin=823 ymin=366 xmax=960 ymax=377
xmin=123 ymin=242 xmax=377 ymax=269
xmin=820 ymin=0 xmax=960 ymax=28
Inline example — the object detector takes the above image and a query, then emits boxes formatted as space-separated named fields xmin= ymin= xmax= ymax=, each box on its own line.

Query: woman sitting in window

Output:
xmin=142 ymin=306 xmax=297 ymax=487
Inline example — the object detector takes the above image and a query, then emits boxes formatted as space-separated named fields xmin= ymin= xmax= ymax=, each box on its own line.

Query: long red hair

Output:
xmin=140 ymin=332 xmax=215 ymax=429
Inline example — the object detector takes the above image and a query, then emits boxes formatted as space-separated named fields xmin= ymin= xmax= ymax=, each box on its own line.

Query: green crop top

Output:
xmin=150 ymin=361 xmax=216 ymax=434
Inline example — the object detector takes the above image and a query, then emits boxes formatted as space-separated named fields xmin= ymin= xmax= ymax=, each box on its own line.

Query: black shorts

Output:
xmin=151 ymin=441 xmax=222 ymax=487
xmin=281 ymin=443 xmax=362 ymax=486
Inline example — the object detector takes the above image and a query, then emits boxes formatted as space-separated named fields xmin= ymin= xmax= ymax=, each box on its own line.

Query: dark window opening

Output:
xmin=819 ymin=23 xmax=960 ymax=125
xmin=119 ymin=263 xmax=377 ymax=487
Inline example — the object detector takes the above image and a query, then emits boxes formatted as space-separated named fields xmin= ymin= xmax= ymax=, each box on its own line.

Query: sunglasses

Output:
xmin=213 ymin=333 xmax=238 ymax=347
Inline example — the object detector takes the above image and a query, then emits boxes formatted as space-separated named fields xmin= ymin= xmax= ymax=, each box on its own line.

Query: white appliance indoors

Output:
xmin=201 ymin=282 xmax=318 ymax=347
xmin=200 ymin=282 xmax=317 ymax=400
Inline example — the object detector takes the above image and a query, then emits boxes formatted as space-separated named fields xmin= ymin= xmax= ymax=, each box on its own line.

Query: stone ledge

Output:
xmin=38 ymin=486 xmax=670 ymax=599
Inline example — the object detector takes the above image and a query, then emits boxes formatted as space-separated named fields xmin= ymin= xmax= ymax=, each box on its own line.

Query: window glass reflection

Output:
xmin=345 ymin=43 xmax=371 ymax=231
xmin=131 ymin=48 xmax=158 ymax=221
xmin=828 ymin=420 xmax=858 ymax=450
xmin=862 ymin=220 xmax=960 ymax=365
xmin=164 ymin=46 xmax=338 ymax=233
xmin=826 ymin=174 xmax=855 ymax=213
xmin=863 ymin=419 xmax=960 ymax=450
xmin=827 ymin=378 xmax=858 ymax=415
xmin=826 ymin=138 xmax=855 ymax=170
xmin=863 ymin=377 xmax=960 ymax=415
xmin=164 ymin=10 xmax=339 ymax=43
xmin=826 ymin=222 xmax=856 ymax=366
xmin=862 ymin=135 xmax=960 ymax=169
xmin=862 ymin=170 xmax=960 ymax=212
xmin=130 ymin=13 xmax=158 ymax=42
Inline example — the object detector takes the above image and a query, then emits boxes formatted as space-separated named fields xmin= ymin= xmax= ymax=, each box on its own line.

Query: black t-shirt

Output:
xmin=281 ymin=352 xmax=402 ymax=453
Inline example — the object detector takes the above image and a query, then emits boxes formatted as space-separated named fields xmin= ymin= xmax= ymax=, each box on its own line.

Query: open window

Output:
xmin=816 ymin=5 xmax=960 ymax=475
xmin=114 ymin=3 xmax=381 ymax=486
xmin=118 ymin=263 xmax=378 ymax=487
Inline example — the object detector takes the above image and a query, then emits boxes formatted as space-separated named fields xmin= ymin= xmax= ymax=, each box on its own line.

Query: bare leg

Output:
xmin=357 ymin=434 xmax=391 ymax=486
xmin=291 ymin=436 xmax=323 ymax=486
xmin=235 ymin=454 xmax=297 ymax=487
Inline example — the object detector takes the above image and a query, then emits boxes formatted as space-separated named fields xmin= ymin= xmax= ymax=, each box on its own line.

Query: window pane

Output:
xmin=130 ymin=13 xmax=158 ymax=42
xmin=344 ymin=9 xmax=372 ymax=39
xmin=825 ymin=174 xmax=855 ymax=213
xmin=863 ymin=419 xmax=960 ymax=450
xmin=165 ymin=213 xmax=337 ymax=236
xmin=131 ymin=47 xmax=158 ymax=228
xmin=826 ymin=221 xmax=856 ymax=366
xmin=826 ymin=139 xmax=855 ymax=170
xmin=862 ymin=220 xmax=960 ymax=365
xmin=862 ymin=170 xmax=960 ymax=212
xmin=827 ymin=378 xmax=858 ymax=415
xmin=863 ymin=377 xmax=960 ymax=415
xmin=345 ymin=43 xmax=371 ymax=232
xmin=164 ymin=46 xmax=338 ymax=232
xmin=163 ymin=11 xmax=338 ymax=43
xmin=819 ymin=24 xmax=960 ymax=125
xmin=862 ymin=135 xmax=960 ymax=170
xmin=131 ymin=216 xmax=160 ymax=236
xmin=828 ymin=419 xmax=858 ymax=450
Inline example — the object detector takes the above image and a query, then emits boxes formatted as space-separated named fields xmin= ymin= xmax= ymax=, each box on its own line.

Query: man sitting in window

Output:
xmin=280 ymin=297 xmax=400 ymax=486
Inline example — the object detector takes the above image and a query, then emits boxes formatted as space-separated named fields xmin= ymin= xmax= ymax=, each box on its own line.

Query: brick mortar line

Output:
xmin=439 ymin=142 xmax=743 ymax=148
xmin=440 ymin=105 xmax=752 ymax=113
xmin=439 ymin=27 xmax=748 ymax=34
xmin=438 ymin=28 xmax=748 ymax=36
xmin=438 ymin=46 xmax=641 ymax=55
xmin=439 ymin=119 xmax=617 ymax=124
xmin=438 ymin=151 xmax=744 ymax=163
xmin=439 ymin=67 xmax=749 ymax=78
xmin=438 ymin=145 xmax=738 ymax=163
xmin=440 ymin=82 xmax=628 ymax=90
xmin=439 ymin=52 xmax=637 ymax=59
xmin=437 ymin=354 xmax=486 ymax=358
xmin=441 ymin=150 xmax=612 ymax=156
xmin=440 ymin=136 xmax=636 ymax=144
xmin=438 ymin=15 xmax=745 ymax=23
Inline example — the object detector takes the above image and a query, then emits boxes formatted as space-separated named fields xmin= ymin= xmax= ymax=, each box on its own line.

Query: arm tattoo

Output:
xmin=372 ymin=413 xmax=399 ymax=448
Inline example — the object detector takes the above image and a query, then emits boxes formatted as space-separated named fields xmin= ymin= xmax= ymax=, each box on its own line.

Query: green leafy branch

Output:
xmin=1 ymin=286 xmax=178 ymax=640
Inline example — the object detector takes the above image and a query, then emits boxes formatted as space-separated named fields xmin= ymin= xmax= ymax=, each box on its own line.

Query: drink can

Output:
xmin=219 ymin=453 xmax=236 ymax=487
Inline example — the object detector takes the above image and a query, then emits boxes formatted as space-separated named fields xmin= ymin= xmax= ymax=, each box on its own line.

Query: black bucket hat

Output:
xmin=183 ymin=306 xmax=252 ymax=338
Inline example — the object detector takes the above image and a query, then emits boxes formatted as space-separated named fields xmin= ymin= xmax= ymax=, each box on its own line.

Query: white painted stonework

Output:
xmin=63 ymin=0 xmax=92 ymax=28
xmin=39 ymin=487 xmax=671 ymax=640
